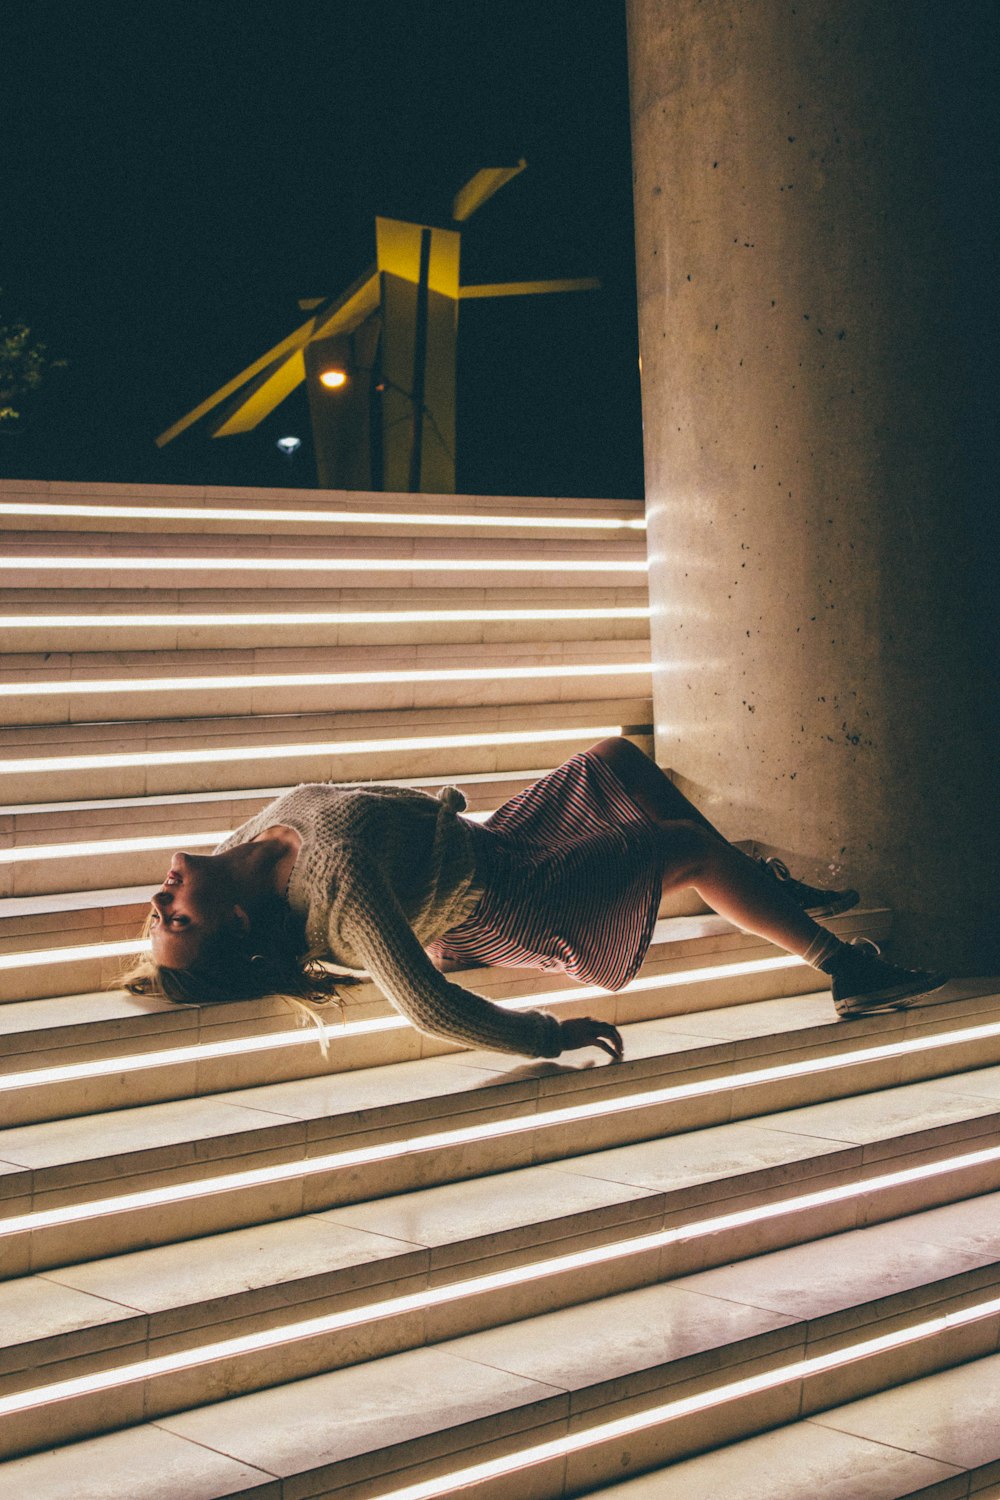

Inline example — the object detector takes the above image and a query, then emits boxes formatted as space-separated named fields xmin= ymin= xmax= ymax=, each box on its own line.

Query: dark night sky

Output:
xmin=1 ymin=1 xmax=644 ymax=497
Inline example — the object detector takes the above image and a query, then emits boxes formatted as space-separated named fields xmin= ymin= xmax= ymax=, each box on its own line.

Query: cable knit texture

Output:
xmin=214 ymin=783 xmax=562 ymax=1057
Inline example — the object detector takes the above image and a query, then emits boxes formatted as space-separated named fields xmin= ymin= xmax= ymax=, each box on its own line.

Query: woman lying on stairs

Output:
xmin=123 ymin=738 xmax=946 ymax=1061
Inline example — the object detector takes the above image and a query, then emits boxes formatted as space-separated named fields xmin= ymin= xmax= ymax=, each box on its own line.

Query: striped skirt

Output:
xmin=431 ymin=750 xmax=664 ymax=992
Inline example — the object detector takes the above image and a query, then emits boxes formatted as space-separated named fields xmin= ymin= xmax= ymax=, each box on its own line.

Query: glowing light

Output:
xmin=5 ymin=1014 xmax=998 ymax=1236
xmin=1 ymin=1140 xmax=997 ymax=1420
xmin=0 ymin=501 xmax=646 ymax=531
xmin=318 ymin=368 xmax=348 ymax=388
xmin=0 ymin=938 xmax=147 ymax=970
xmin=275 ymin=436 xmax=301 ymax=455
xmin=0 ymin=831 xmax=228 ymax=865
xmin=0 ymin=809 xmax=502 ymax=869
xmin=0 ymin=662 xmax=651 ymax=699
xmin=368 ymin=1298 xmax=1000 ymax=1500
xmin=0 ymin=955 xmax=799 ymax=1075
xmin=0 ymin=556 xmax=648 ymax=574
xmin=0 ymin=722 xmax=626 ymax=778
xmin=0 ymin=606 xmax=651 ymax=631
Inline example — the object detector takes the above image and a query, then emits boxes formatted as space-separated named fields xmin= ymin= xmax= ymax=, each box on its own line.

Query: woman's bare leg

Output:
xmin=658 ymin=818 xmax=825 ymax=957
xmin=589 ymin=737 xmax=724 ymax=835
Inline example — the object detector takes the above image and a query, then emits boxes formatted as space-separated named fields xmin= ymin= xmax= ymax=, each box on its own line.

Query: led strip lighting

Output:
xmin=0 ymin=500 xmax=645 ymax=530
xmin=4 ymin=1013 xmax=998 ymax=1237
xmin=370 ymin=1295 xmax=1000 ymax=1500
xmin=0 ymin=722 xmax=627 ymax=778
xmin=0 ymin=831 xmax=229 ymax=864
xmin=0 ymin=957 xmax=803 ymax=1071
xmin=0 ymin=808 xmax=498 ymax=866
xmin=0 ymin=606 xmax=651 ymax=631
xmin=1 ymin=556 xmax=648 ymax=573
xmin=0 ymin=662 xmax=651 ymax=699
xmin=0 ymin=1139 xmax=996 ymax=1422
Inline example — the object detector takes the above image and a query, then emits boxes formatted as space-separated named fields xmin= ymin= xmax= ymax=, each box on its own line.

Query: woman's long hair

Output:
xmin=120 ymin=895 xmax=352 ymax=1052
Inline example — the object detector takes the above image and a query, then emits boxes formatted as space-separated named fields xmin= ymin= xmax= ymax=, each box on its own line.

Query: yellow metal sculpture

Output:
xmin=156 ymin=163 xmax=598 ymax=492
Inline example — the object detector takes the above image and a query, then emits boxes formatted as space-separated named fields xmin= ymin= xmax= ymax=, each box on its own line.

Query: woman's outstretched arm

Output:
xmin=333 ymin=844 xmax=621 ymax=1060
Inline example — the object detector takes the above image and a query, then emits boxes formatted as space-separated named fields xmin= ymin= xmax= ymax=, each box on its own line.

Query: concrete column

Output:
xmin=627 ymin=0 xmax=997 ymax=969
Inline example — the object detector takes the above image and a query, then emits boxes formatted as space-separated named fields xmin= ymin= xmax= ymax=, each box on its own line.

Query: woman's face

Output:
xmin=149 ymin=851 xmax=245 ymax=969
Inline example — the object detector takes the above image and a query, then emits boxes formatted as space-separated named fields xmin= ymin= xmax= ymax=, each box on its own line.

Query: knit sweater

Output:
xmin=214 ymin=783 xmax=563 ymax=1058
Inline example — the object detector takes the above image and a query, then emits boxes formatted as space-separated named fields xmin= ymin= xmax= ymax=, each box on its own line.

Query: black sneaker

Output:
xmin=760 ymin=856 xmax=860 ymax=917
xmin=831 ymin=938 xmax=948 ymax=1018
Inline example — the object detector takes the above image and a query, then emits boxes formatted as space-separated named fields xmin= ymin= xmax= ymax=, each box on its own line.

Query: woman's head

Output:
xmin=147 ymin=851 xmax=247 ymax=974
xmin=123 ymin=849 xmax=340 ymax=1008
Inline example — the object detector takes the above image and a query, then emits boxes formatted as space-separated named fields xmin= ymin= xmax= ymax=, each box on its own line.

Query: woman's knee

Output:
xmin=658 ymin=819 xmax=718 ymax=883
xmin=589 ymin=736 xmax=649 ymax=776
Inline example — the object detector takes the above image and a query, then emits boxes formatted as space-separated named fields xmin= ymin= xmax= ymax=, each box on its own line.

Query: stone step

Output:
xmin=0 ymin=640 xmax=653 ymax=727
xmin=0 ymin=991 xmax=995 ymax=1416
xmin=5 ymin=1355 xmax=998 ymax=1500
xmin=0 ymin=1180 xmax=997 ymax=1476
xmin=0 ymin=591 xmax=651 ymax=653
xmin=0 ymin=769 xmax=543 ymax=896
xmin=0 ymin=881 xmax=878 ymax=1001
xmin=0 ymin=531 xmax=647 ymax=593
xmin=591 ymin=1352 xmax=1000 ymax=1499
xmin=0 ymin=478 xmax=645 ymax=525
xmin=1 ymin=979 xmax=989 ymax=1274
xmin=0 ymin=697 xmax=654 ymax=804
xmin=0 ymin=907 xmax=897 ymax=1115
xmin=0 ymin=501 xmax=644 ymax=544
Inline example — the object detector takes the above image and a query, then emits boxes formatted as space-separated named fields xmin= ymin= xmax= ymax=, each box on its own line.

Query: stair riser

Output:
xmin=0 ymin=712 xmax=655 ymax=807
xmin=0 ymin=771 xmax=538 ymax=852
xmin=0 ymin=481 xmax=646 ymax=518
xmin=5 ymin=1036 xmax=997 ymax=1276
xmin=0 ymin=562 xmax=646 ymax=593
xmin=2 ymin=527 xmax=646 ymax=558
xmin=0 ymin=615 xmax=650 ymax=654
xmin=0 ymin=668 xmax=654 ymax=729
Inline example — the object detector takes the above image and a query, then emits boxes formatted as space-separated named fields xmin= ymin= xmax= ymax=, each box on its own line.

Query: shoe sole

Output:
xmin=835 ymin=972 xmax=949 ymax=1018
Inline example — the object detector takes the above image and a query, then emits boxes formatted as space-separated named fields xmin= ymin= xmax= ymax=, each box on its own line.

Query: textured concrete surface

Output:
xmin=627 ymin=0 xmax=997 ymax=970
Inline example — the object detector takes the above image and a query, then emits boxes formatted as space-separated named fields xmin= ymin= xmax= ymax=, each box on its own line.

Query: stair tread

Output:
xmin=1 ymin=477 xmax=992 ymax=1492
xmin=0 ymin=639 xmax=650 ymax=678
xmin=594 ymin=1349 xmax=1000 ymax=1498
xmin=6 ymin=1345 xmax=996 ymax=1500
xmin=0 ymin=479 xmax=646 ymax=518
xmin=5 ymin=1206 xmax=997 ymax=1495
xmin=0 ymin=991 xmax=994 ymax=1194
xmin=2 ymin=1056 xmax=997 ymax=1358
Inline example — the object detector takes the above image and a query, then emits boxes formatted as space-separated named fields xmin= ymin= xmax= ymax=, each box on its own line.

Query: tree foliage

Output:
xmin=0 ymin=298 xmax=66 ymax=425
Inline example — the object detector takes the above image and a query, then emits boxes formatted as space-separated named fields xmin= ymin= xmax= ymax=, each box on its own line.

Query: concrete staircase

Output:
xmin=0 ymin=479 xmax=997 ymax=1500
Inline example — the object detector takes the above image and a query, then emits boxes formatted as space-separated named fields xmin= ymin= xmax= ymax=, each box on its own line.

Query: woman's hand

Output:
xmin=558 ymin=1016 xmax=624 ymax=1062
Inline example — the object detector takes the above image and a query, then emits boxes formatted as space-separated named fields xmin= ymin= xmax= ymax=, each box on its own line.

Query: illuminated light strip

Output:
xmin=0 ymin=811 xmax=492 ymax=865
xmin=369 ymin=1297 xmax=1000 ymax=1500
xmin=0 ymin=663 xmax=651 ymax=699
xmin=0 ymin=606 xmax=652 ymax=630
xmin=0 ymin=809 xmax=500 ymax=867
xmin=0 ymin=958 xmax=803 ymax=1077
xmin=0 ymin=501 xmax=645 ymax=531
xmin=0 ymin=723 xmax=627 ymax=778
xmin=0 ymin=937 xmax=148 ymax=970
xmin=0 ymin=831 xmax=229 ymax=865
xmin=1 ymin=1141 xmax=997 ymax=1421
xmin=5 ymin=1012 xmax=999 ymax=1238
xmin=0 ymin=556 xmax=648 ymax=573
